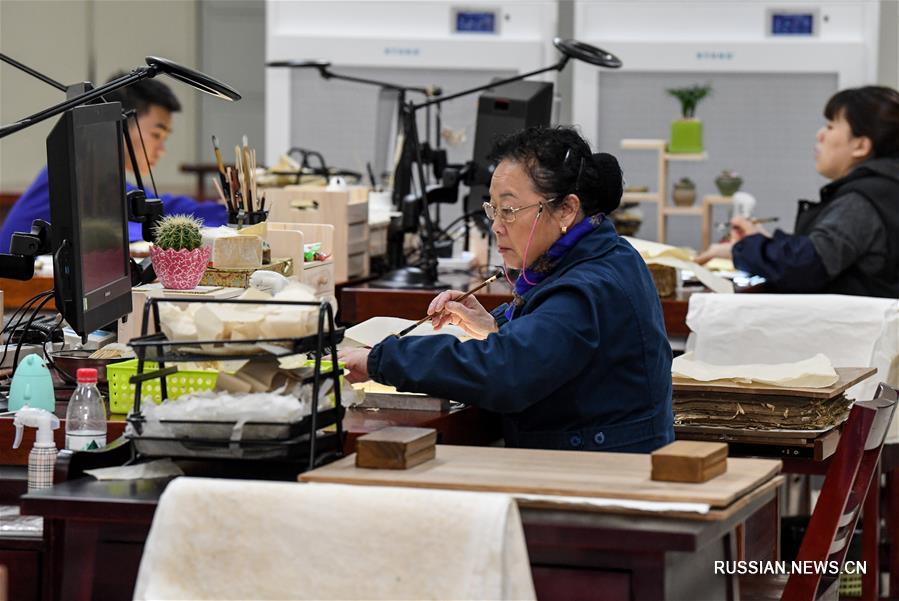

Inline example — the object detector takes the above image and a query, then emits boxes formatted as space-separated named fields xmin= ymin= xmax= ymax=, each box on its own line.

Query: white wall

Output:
xmin=0 ymin=0 xmax=199 ymax=194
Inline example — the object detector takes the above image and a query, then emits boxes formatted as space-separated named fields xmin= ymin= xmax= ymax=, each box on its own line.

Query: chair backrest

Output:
xmin=782 ymin=383 xmax=898 ymax=601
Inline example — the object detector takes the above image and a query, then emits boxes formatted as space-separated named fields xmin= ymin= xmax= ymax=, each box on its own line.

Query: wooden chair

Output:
xmin=740 ymin=383 xmax=897 ymax=601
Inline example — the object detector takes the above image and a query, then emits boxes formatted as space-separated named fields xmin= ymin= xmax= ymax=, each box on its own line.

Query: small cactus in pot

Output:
xmin=150 ymin=214 xmax=211 ymax=289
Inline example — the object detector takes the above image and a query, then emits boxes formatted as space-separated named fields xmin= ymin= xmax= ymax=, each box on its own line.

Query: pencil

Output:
xmin=396 ymin=272 xmax=502 ymax=338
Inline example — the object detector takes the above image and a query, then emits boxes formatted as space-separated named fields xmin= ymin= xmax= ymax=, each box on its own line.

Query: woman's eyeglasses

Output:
xmin=482 ymin=197 xmax=561 ymax=223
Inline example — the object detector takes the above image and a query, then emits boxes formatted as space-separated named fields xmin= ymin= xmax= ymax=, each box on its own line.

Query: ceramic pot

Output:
xmin=672 ymin=184 xmax=697 ymax=207
xmin=715 ymin=174 xmax=743 ymax=196
xmin=150 ymin=245 xmax=211 ymax=290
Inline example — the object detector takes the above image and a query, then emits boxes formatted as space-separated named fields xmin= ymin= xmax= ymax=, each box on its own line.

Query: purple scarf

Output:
xmin=504 ymin=213 xmax=604 ymax=321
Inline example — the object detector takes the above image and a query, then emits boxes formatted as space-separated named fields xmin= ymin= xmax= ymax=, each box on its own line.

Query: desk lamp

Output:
xmin=266 ymin=60 xmax=443 ymax=211
xmin=371 ymin=38 xmax=622 ymax=289
xmin=0 ymin=54 xmax=240 ymax=282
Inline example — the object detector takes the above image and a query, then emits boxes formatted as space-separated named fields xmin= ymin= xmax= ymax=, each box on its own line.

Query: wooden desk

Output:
xmin=14 ymin=404 xmax=500 ymax=600
xmin=0 ymin=276 xmax=55 ymax=311
xmin=303 ymin=445 xmax=783 ymax=601
xmin=340 ymin=272 xmax=699 ymax=338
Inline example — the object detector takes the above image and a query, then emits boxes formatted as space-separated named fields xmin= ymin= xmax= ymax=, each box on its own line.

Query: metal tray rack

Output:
xmin=125 ymin=296 xmax=345 ymax=470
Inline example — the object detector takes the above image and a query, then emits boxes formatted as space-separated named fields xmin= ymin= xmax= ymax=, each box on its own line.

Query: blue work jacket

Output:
xmin=368 ymin=218 xmax=674 ymax=453
xmin=0 ymin=167 xmax=227 ymax=254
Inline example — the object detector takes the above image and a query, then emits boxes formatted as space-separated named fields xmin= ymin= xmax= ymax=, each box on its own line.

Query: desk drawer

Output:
xmin=347 ymin=201 xmax=368 ymax=224
xmin=303 ymin=262 xmax=334 ymax=298
xmin=347 ymin=252 xmax=368 ymax=279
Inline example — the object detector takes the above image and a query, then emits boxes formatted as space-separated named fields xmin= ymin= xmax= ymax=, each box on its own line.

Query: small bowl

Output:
xmin=48 ymin=350 xmax=128 ymax=384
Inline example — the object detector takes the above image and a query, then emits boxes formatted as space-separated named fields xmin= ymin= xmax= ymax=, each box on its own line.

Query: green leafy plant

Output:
xmin=153 ymin=214 xmax=204 ymax=251
xmin=674 ymin=177 xmax=695 ymax=188
xmin=667 ymin=84 xmax=712 ymax=119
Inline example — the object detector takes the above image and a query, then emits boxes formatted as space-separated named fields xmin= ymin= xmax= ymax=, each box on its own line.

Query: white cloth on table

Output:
xmin=684 ymin=293 xmax=899 ymax=437
xmin=132 ymin=477 xmax=535 ymax=601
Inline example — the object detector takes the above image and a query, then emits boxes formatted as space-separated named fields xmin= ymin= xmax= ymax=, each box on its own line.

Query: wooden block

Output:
xmin=651 ymin=440 xmax=728 ymax=483
xmin=212 ymin=235 xmax=263 ymax=269
xmin=356 ymin=427 xmax=437 ymax=469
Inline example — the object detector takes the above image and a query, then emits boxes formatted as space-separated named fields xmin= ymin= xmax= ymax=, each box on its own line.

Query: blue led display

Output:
xmin=771 ymin=13 xmax=814 ymax=35
xmin=455 ymin=10 xmax=497 ymax=33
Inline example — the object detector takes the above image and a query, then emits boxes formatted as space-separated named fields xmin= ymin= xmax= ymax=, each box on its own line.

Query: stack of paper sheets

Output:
xmin=671 ymin=354 xmax=851 ymax=431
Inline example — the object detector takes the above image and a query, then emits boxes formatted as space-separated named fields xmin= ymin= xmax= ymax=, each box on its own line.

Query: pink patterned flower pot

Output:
xmin=150 ymin=246 xmax=212 ymax=290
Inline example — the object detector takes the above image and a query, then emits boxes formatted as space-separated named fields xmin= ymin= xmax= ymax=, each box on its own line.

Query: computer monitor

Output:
xmin=466 ymin=80 xmax=554 ymax=215
xmin=47 ymin=102 xmax=132 ymax=339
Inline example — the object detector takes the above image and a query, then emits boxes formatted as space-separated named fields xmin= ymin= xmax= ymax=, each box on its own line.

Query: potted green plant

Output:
xmin=149 ymin=214 xmax=211 ymax=289
xmin=666 ymin=83 xmax=712 ymax=154
xmin=672 ymin=177 xmax=697 ymax=207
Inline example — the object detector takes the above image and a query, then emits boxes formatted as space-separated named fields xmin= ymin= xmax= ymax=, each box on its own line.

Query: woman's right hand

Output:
xmin=730 ymin=216 xmax=769 ymax=242
xmin=428 ymin=289 xmax=498 ymax=340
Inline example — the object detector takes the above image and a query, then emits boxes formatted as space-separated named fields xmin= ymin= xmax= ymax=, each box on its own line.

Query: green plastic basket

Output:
xmin=107 ymin=359 xmax=218 ymax=414
xmin=107 ymin=358 xmax=344 ymax=415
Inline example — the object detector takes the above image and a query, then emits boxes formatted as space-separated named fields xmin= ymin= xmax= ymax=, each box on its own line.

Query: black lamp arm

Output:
xmin=321 ymin=68 xmax=438 ymax=96
xmin=412 ymin=57 xmax=569 ymax=110
xmin=0 ymin=53 xmax=67 ymax=92
xmin=0 ymin=67 xmax=154 ymax=139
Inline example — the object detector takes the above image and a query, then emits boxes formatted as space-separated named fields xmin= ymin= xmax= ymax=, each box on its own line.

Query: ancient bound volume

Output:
xmin=355 ymin=427 xmax=438 ymax=469
xmin=651 ymin=440 xmax=728 ymax=483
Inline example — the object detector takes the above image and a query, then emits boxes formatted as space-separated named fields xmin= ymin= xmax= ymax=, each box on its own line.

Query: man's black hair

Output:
xmin=103 ymin=71 xmax=182 ymax=115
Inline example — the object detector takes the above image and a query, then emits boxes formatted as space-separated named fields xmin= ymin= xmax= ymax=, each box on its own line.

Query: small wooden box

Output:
xmin=199 ymin=257 xmax=293 ymax=288
xmin=356 ymin=427 xmax=437 ymax=470
xmin=651 ymin=440 xmax=728 ymax=483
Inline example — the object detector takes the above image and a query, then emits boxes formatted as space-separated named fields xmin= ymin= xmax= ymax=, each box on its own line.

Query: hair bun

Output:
xmin=591 ymin=152 xmax=623 ymax=213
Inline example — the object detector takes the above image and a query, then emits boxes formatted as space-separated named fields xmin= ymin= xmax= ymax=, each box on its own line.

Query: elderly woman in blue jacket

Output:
xmin=341 ymin=126 xmax=674 ymax=453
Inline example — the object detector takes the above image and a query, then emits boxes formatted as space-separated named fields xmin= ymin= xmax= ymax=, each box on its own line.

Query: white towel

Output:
xmin=685 ymin=294 xmax=899 ymax=436
xmin=133 ymin=478 xmax=535 ymax=601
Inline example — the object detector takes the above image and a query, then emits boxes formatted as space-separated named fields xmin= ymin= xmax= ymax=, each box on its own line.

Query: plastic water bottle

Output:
xmin=65 ymin=368 xmax=107 ymax=451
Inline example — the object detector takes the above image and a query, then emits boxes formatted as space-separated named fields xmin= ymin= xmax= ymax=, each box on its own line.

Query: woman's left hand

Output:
xmin=337 ymin=348 xmax=371 ymax=384
xmin=695 ymin=241 xmax=734 ymax=265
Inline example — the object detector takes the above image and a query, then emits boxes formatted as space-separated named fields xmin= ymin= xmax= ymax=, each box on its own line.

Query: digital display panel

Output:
xmin=76 ymin=121 xmax=128 ymax=294
xmin=771 ymin=13 xmax=814 ymax=35
xmin=455 ymin=10 xmax=497 ymax=33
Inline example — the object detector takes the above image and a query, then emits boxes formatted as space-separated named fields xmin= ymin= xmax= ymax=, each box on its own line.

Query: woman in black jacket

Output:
xmin=698 ymin=86 xmax=899 ymax=298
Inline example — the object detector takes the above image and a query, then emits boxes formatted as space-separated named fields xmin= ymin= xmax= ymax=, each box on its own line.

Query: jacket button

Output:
xmin=569 ymin=434 xmax=583 ymax=448
xmin=594 ymin=432 xmax=605 ymax=445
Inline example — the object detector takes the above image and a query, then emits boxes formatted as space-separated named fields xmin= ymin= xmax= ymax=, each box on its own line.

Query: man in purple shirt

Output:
xmin=0 ymin=74 xmax=227 ymax=254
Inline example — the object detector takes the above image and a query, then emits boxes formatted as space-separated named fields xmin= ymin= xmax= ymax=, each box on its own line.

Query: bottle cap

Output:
xmin=76 ymin=368 xmax=98 ymax=384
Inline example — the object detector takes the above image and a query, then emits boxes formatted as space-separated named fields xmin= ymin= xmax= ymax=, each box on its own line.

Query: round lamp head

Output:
xmin=145 ymin=56 xmax=241 ymax=101
xmin=553 ymin=38 xmax=622 ymax=69
xmin=266 ymin=59 xmax=332 ymax=70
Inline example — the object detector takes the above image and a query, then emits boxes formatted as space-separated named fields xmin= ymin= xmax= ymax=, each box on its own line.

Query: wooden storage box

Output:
xmin=200 ymin=257 xmax=293 ymax=288
xmin=356 ymin=426 xmax=437 ymax=469
xmin=265 ymin=222 xmax=336 ymax=304
xmin=651 ymin=440 xmax=728 ymax=483
xmin=647 ymin=263 xmax=678 ymax=297
xmin=265 ymin=185 xmax=369 ymax=282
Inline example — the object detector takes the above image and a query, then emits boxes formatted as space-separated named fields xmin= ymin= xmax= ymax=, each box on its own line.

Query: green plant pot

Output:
xmin=669 ymin=119 xmax=704 ymax=154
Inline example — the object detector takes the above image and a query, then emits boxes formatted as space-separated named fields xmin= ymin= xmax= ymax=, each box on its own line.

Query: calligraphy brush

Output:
xmin=211 ymin=135 xmax=231 ymax=200
xmin=396 ymin=271 xmax=502 ymax=338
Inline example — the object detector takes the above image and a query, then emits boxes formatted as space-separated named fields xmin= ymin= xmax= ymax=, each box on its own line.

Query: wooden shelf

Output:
xmin=703 ymin=195 xmax=735 ymax=205
xmin=662 ymin=206 xmax=704 ymax=216
xmin=619 ymin=137 xmax=710 ymax=243
xmin=665 ymin=152 xmax=708 ymax=161
xmin=622 ymin=192 xmax=661 ymax=203
xmin=621 ymin=138 xmax=666 ymax=151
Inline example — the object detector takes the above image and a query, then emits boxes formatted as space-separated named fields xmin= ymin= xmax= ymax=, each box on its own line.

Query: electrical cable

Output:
xmin=12 ymin=293 xmax=55 ymax=369
xmin=0 ymin=290 xmax=53 ymax=372
xmin=132 ymin=112 xmax=159 ymax=198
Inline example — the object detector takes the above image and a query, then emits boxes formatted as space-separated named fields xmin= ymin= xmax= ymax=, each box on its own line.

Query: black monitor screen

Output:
xmin=76 ymin=121 xmax=129 ymax=293
xmin=48 ymin=102 xmax=132 ymax=338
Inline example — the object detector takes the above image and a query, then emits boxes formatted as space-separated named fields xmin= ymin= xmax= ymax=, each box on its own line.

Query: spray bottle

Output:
xmin=13 ymin=406 xmax=60 ymax=491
